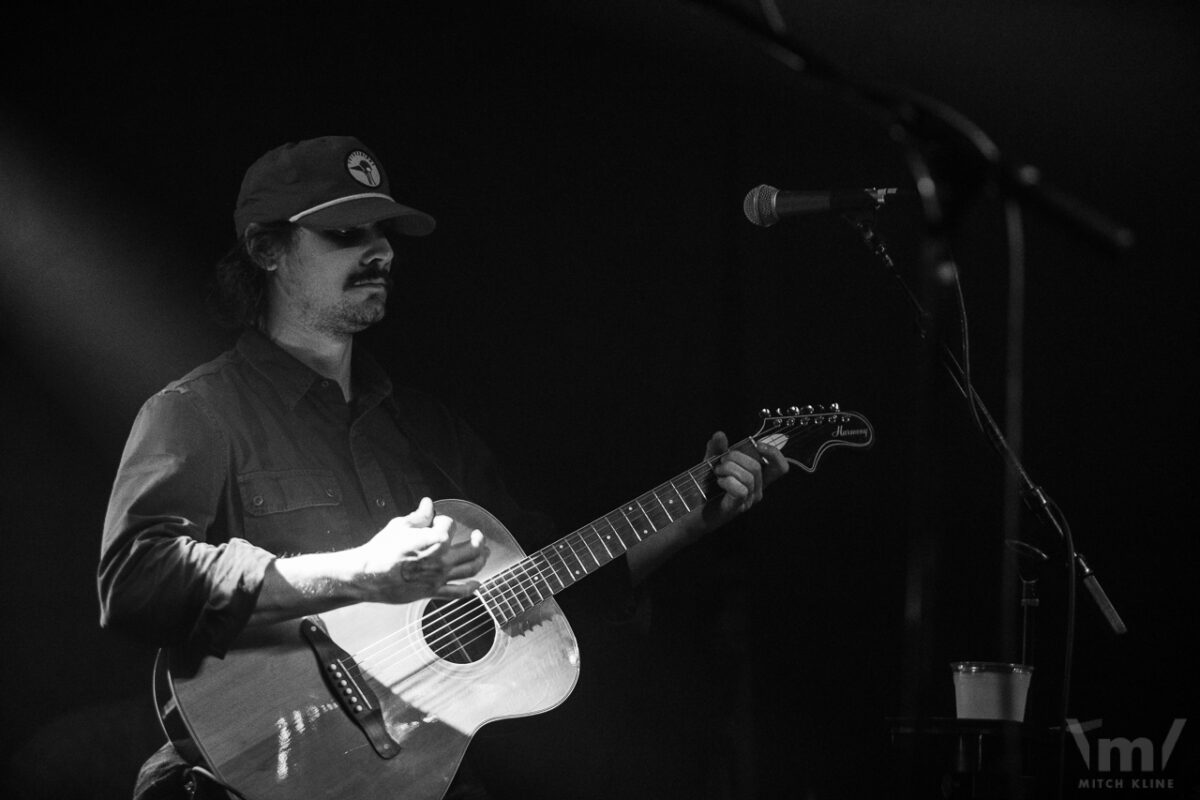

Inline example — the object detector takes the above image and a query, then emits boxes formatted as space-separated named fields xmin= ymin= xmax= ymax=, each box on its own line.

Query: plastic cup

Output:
xmin=950 ymin=662 xmax=1033 ymax=722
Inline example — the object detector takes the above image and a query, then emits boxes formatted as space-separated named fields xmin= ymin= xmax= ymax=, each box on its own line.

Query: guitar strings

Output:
xmin=337 ymin=458 xmax=726 ymax=684
xmin=345 ymin=447 xmax=725 ymax=667
xmin=341 ymin=427 xmax=792 ymax=682
xmin=353 ymin=419 xmax=858 ymax=717
xmin=341 ymin=423 xmax=805 ymax=681
xmin=343 ymin=486 xmax=700 ymax=683
xmin=406 ymin=421 xmax=818 ymax=667
xmin=343 ymin=446 xmax=738 ymax=673
xmin=341 ymin=423 xmax=802 ymax=683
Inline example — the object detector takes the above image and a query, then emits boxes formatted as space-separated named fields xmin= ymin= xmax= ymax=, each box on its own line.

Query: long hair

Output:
xmin=209 ymin=222 xmax=297 ymax=329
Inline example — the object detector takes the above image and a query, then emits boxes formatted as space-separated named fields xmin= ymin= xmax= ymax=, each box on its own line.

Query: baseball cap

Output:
xmin=233 ymin=135 xmax=436 ymax=237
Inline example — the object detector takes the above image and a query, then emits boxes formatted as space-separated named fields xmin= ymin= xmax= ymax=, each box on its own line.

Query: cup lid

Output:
xmin=950 ymin=661 xmax=1034 ymax=673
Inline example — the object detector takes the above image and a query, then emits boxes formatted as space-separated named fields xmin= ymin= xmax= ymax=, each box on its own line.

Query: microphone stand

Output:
xmin=843 ymin=214 xmax=1128 ymax=638
xmin=694 ymin=4 xmax=1132 ymax=797
xmin=846 ymin=210 xmax=1126 ymax=800
xmin=699 ymin=4 xmax=1131 ymax=630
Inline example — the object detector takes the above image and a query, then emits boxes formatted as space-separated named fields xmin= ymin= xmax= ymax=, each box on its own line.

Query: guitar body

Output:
xmin=159 ymin=499 xmax=580 ymax=800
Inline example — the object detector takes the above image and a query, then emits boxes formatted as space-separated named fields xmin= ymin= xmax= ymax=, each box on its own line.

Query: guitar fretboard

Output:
xmin=476 ymin=438 xmax=760 ymax=625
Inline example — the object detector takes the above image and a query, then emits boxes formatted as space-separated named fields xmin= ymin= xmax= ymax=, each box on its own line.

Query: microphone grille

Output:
xmin=743 ymin=184 xmax=779 ymax=227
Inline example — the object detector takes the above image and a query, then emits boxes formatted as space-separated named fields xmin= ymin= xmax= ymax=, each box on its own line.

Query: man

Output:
xmin=98 ymin=135 xmax=787 ymax=799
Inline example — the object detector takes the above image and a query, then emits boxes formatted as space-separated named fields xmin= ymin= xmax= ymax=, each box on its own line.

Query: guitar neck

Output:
xmin=475 ymin=437 xmax=759 ymax=625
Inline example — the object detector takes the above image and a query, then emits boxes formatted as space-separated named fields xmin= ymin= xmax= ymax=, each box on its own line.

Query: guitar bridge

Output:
xmin=300 ymin=617 xmax=401 ymax=759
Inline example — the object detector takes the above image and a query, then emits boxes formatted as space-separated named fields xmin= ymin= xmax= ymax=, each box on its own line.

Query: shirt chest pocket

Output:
xmin=237 ymin=469 xmax=352 ymax=554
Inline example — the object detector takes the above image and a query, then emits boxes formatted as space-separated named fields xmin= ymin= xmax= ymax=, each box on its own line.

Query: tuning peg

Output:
xmin=800 ymin=405 xmax=814 ymax=414
xmin=829 ymin=402 xmax=840 ymax=412
xmin=788 ymin=405 xmax=801 ymax=415
xmin=760 ymin=408 xmax=772 ymax=418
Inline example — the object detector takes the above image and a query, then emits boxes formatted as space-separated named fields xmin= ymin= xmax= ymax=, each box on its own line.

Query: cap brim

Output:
xmin=296 ymin=196 xmax=436 ymax=236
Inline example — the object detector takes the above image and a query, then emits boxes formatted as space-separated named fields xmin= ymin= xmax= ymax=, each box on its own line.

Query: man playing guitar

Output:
xmin=98 ymin=136 xmax=789 ymax=800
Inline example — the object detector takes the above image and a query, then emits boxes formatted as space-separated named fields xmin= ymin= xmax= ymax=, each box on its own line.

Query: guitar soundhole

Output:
xmin=421 ymin=596 xmax=497 ymax=664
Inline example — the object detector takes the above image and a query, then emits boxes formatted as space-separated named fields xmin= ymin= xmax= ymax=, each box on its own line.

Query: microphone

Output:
xmin=743 ymin=184 xmax=899 ymax=227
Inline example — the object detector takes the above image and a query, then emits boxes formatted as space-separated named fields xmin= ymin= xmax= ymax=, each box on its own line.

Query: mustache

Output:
xmin=344 ymin=265 xmax=393 ymax=290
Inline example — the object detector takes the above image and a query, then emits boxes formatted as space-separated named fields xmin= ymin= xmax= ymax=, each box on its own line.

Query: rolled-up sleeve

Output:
xmin=98 ymin=389 xmax=274 ymax=657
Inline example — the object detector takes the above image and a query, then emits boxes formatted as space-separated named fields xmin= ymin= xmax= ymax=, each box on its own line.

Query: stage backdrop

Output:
xmin=2 ymin=2 xmax=1196 ymax=798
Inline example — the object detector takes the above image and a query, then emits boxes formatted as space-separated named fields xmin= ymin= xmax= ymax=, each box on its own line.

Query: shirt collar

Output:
xmin=236 ymin=328 xmax=393 ymax=410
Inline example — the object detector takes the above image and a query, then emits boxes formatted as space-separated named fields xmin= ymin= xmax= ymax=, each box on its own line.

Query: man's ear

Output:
xmin=244 ymin=223 xmax=282 ymax=272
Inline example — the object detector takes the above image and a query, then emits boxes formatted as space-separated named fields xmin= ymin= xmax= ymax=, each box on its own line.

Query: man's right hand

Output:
xmin=354 ymin=497 xmax=489 ymax=604
xmin=251 ymin=498 xmax=489 ymax=628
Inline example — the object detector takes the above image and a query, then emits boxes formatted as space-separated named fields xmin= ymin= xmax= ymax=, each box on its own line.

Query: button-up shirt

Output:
xmin=98 ymin=329 xmax=557 ymax=657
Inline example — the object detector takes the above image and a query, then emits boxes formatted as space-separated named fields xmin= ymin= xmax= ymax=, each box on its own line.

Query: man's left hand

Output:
xmin=701 ymin=430 xmax=789 ymax=529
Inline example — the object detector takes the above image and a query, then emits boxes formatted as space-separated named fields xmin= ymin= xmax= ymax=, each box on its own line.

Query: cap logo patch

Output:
xmin=346 ymin=150 xmax=382 ymax=188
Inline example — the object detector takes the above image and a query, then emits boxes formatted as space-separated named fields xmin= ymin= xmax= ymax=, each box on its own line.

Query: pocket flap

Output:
xmin=238 ymin=469 xmax=343 ymax=516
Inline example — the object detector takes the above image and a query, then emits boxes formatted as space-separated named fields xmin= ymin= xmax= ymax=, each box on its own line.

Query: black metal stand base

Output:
xmin=888 ymin=718 xmax=1052 ymax=799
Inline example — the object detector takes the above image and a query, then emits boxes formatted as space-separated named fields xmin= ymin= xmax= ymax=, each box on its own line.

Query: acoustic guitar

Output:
xmin=155 ymin=405 xmax=873 ymax=799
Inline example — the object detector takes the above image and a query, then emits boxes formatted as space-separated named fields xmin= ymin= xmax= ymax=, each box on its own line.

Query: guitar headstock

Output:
xmin=753 ymin=404 xmax=874 ymax=473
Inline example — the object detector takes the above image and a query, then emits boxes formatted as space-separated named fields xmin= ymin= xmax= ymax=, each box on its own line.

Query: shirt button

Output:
xmin=252 ymin=495 xmax=264 ymax=507
xmin=320 ymin=380 xmax=330 ymax=388
xmin=325 ymin=488 xmax=336 ymax=498
xmin=375 ymin=498 xmax=387 ymax=508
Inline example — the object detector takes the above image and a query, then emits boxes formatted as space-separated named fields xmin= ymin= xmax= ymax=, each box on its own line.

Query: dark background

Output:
xmin=2 ymin=2 xmax=1196 ymax=798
